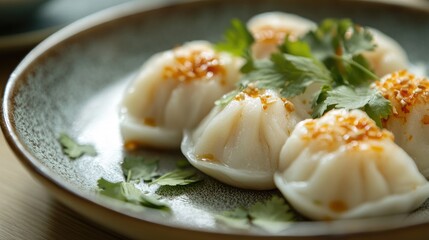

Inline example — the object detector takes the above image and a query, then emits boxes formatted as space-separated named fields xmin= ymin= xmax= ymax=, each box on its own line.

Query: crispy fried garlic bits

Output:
xmin=374 ymin=70 xmax=429 ymax=177
xmin=275 ymin=109 xmax=429 ymax=220
xmin=182 ymin=85 xmax=302 ymax=190
xmin=247 ymin=12 xmax=315 ymax=59
xmin=120 ymin=41 xmax=242 ymax=149
xmin=364 ymin=28 xmax=409 ymax=77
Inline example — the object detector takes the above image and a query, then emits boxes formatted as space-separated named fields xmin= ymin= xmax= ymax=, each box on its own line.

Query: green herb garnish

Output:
xmin=58 ymin=133 xmax=96 ymax=159
xmin=97 ymin=178 xmax=170 ymax=211
xmin=215 ymin=18 xmax=392 ymax=124
xmin=249 ymin=53 xmax=333 ymax=98
xmin=121 ymin=156 xmax=159 ymax=182
xmin=314 ymin=86 xmax=392 ymax=127
xmin=215 ymin=196 xmax=296 ymax=233
xmin=215 ymin=19 xmax=255 ymax=73
xmin=150 ymin=169 xmax=203 ymax=186
xmin=215 ymin=207 xmax=250 ymax=230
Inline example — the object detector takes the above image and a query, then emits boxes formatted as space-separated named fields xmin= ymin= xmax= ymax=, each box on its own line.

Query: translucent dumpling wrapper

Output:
xmin=275 ymin=109 xmax=429 ymax=220
xmin=373 ymin=70 xmax=429 ymax=177
xmin=182 ymin=86 xmax=302 ymax=190
xmin=247 ymin=12 xmax=316 ymax=59
xmin=120 ymin=41 xmax=243 ymax=149
xmin=364 ymin=28 xmax=409 ymax=77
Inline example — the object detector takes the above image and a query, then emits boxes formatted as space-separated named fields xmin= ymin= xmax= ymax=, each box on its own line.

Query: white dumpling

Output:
xmin=373 ymin=70 xmax=429 ymax=177
xmin=275 ymin=109 xmax=429 ymax=220
xmin=364 ymin=28 xmax=409 ymax=77
xmin=247 ymin=12 xmax=315 ymax=59
xmin=182 ymin=85 xmax=302 ymax=190
xmin=120 ymin=41 xmax=243 ymax=149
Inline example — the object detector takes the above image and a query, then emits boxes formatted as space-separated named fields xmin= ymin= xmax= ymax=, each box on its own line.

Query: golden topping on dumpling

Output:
xmin=301 ymin=110 xmax=393 ymax=150
xmin=374 ymin=70 xmax=429 ymax=114
xmin=234 ymin=85 xmax=295 ymax=112
xmin=253 ymin=25 xmax=295 ymax=45
xmin=120 ymin=40 xmax=242 ymax=149
xmin=163 ymin=49 xmax=225 ymax=83
xmin=373 ymin=70 xmax=429 ymax=177
xmin=247 ymin=12 xmax=315 ymax=59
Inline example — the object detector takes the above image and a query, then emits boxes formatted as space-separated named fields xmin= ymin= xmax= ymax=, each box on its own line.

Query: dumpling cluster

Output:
xmin=118 ymin=11 xmax=429 ymax=221
xmin=182 ymin=85 xmax=302 ymax=190
xmin=275 ymin=109 xmax=429 ymax=220
xmin=373 ymin=70 xmax=429 ymax=177
xmin=120 ymin=41 xmax=243 ymax=149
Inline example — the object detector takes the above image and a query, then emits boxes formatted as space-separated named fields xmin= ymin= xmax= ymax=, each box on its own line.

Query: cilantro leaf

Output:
xmin=301 ymin=19 xmax=337 ymax=61
xmin=121 ymin=156 xmax=159 ymax=182
xmin=215 ymin=19 xmax=254 ymax=57
xmin=150 ymin=169 xmax=203 ymax=186
xmin=364 ymin=93 xmax=393 ymax=127
xmin=324 ymin=86 xmax=392 ymax=126
xmin=311 ymin=85 xmax=332 ymax=118
xmin=97 ymin=178 xmax=170 ymax=211
xmin=249 ymin=196 xmax=295 ymax=233
xmin=278 ymin=37 xmax=312 ymax=58
xmin=249 ymin=53 xmax=333 ymax=98
xmin=215 ymin=19 xmax=255 ymax=73
xmin=301 ymin=18 xmax=378 ymax=87
xmin=216 ymin=196 xmax=297 ymax=232
xmin=215 ymin=207 xmax=250 ymax=230
xmin=58 ymin=133 xmax=96 ymax=159
xmin=342 ymin=23 xmax=375 ymax=57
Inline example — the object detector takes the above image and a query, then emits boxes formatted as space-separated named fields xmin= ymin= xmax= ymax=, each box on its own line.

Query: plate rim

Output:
xmin=2 ymin=0 xmax=429 ymax=238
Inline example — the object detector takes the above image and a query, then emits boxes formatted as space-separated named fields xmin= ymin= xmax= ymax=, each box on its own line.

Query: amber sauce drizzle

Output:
xmin=329 ymin=200 xmax=348 ymax=213
xmin=196 ymin=153 xmax=216 ymax=162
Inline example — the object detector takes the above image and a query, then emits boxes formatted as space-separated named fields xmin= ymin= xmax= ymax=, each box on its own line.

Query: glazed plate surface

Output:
xmin=2 ymin=0 xmax=429 ymax=239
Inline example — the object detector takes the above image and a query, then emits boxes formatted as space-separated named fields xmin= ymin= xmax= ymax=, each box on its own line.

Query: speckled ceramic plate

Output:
xmin=2 ymin=0 xmax=429 ymax=239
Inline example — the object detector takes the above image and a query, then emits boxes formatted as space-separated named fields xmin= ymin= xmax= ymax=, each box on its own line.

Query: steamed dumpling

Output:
xmin=182 ymin=85 xmax=302 ymax=190
xmin=120 ymin=41 xmax=243 ymax=149
xmin=275 ymin=109 xmax=429 ymax=220
xmin=373 ymin=70 xmax=429 ymax=177
xmin=364 ymin=28 xmax=409 ymax=77
xmin=247 ymin=12 xmax=315 ymax=59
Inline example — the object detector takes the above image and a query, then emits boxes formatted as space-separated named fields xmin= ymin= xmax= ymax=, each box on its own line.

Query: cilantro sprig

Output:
xmin=121 ymin=156 xmax=203 ymax=186
xmin=58 ymin=133 xmax=97 ymax=159
xmin=215 ymin=196 xmax=297 ymax=233
xmin=248 ymin=53 xmax=333 ymax=98
xmin=97 ymin=178 xmax=170 ymax=211
xmin=121 ymin=156 xmax=159 ymax=182
xmin=215 ymin=18 xmax=392 ymax=125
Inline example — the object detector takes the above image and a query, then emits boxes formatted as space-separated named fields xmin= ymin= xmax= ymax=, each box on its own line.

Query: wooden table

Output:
xmin=1 ymin=0 xmax=429 ymax=239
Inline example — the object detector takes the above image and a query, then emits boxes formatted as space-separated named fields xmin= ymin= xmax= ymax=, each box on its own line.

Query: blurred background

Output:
xmin=0 ymin=0 xmax=139 ymax=94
